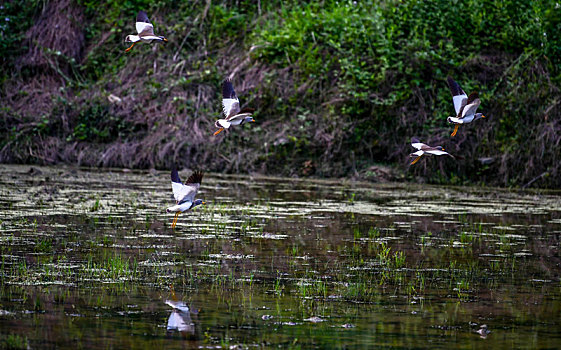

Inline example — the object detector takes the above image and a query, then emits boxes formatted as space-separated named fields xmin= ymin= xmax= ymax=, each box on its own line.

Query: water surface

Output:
xmin=1 ymin=164 xmax=560 ymax=348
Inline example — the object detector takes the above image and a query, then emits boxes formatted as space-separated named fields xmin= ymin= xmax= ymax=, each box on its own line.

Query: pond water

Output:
xmin=0 ymin=164 xmax=560 ymax=349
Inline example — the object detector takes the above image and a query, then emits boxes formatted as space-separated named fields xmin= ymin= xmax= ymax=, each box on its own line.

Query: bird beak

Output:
xmin=481 ymin=115 xmax=486 ymax=118
xmin=202 ymin=202 xmax=206 ymax=205
xmin=442 ymin=148 xmax=445 ymax=151
xmin=163 ymin=38 xmax=168 ymax=42
xmin=251 ymin=120 xmax=255 ymax=122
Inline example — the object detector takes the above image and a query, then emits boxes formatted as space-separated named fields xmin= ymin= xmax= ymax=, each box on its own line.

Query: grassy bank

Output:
xmin=1 ymin=0 xmax=560 ymax=187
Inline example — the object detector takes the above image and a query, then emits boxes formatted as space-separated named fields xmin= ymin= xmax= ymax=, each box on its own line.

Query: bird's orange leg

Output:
xmin=451 ymin=124 xmax=459 ymax=137
xmin=170 ymin=284 xmax=177 ymax=301
xmin=213 ymin=128 xmax=224 ymax=136
xmin=171 ymin=212 xmax=180 ymax=229
xmin=125 ymin=43 xmax=136 ymax=52
xmin=410 ymin=156 xmax=422 ymax=165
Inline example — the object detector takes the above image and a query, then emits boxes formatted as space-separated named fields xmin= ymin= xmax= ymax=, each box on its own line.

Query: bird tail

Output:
xmin=215 ymin=119 xmax=231 ymax=129
xmin=166 ymin=205 xmax=181 ymax=213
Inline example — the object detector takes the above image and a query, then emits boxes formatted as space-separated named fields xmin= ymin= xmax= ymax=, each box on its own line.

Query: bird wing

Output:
xmin=171 ymin=168 xmax=202 ymax=204
xmin=167 ymin=310 xmax=189 ymax=331
xmin=222 ymin=79 xmax=241 ymax=118
xmin=238 ymin=107 xmax=255 ymax=114
xmin=447 ymin=77 xmax=468 ymax=116
xmin=411 ymin=138 xmax=426 ymax=150
xmin=180 ymin=170 xmax=203 ymax=204
xmin=459 ymin=93 xmax=481 ymax=118
xmin=426 ymin=149 xmax=455 ymax=158
xmin=136 ymin=11 xmax=155 ymax=36
xmin=165 ymin=300 xmax=190 ymax=313
xmin=227 ymin=112 xmax=253 ymax=123
xmin=171 ymin=168 xmax=189 ymax=203
xmin=420 ymin=144 xmax=435 ymax=151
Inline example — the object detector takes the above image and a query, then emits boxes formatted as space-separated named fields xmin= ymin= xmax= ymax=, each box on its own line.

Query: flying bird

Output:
xmin=166 ymin=168 xmax=205 ymax=229
xmin=446 ymin=77 xmax=486 ymax=137
xmin=410 ymin=138 xmax=454 ymax=165
xmin=214 ymin=79 xmax=255 ymax=136
xmin=125 ymin=11 xmax=168 ymax=52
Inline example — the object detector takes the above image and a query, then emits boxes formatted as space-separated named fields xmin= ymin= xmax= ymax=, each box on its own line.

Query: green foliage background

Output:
xmin=1 ymin=0 xmax=560 ymax=187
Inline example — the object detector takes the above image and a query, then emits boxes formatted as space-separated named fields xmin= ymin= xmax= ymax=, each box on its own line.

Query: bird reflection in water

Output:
xmin=165 ymin=286 xmax=199 ymax=339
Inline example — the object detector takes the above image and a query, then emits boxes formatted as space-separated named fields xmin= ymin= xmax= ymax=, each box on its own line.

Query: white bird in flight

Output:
xmin=410 ymin=138 xmax=454 ymax=165
xmin=214 ymin=79 xmax=255 ymax=136
xmin=125 ymin=11 xmax=168 ymax=52
xmin=446 ymin=76 xmax=486 ymax=137
xmin=166 ymin=168 xmax=205 ymax=229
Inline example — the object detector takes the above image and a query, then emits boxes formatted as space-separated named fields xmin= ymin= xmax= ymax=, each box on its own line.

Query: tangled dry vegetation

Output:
xmin=0 ymin=0 xmax=560 ymax=188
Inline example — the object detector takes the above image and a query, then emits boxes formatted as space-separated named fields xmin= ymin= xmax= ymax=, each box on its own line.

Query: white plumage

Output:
xmin=124 ymin=11 xmax=167 ymax=52
xmin=214 ymin=79 xmax=255 ymax=135
xmin=409 ymin=138 xmax=454 ymax=165
xmin=165 ymin=300 xmax=194 ymax=334
xmin=135 ymin=21 xmax=152 ymax=36
xmin=446 ymin=76 xmax=486 ymax=136
xmin=222 ymin=97 xmax=239 ymax=118
xmin=167 ymin=169 xmax=204 ymax=229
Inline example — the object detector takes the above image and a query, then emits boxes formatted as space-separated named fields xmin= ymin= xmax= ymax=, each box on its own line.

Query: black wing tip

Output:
xmin=446 ymin=76 xmax=458 ymax=86
xmin=468 ymin=91 xmax=479 ymax=99
xmin=186 ymin=170 xmax=204 ymax=185
xmin=222 ymin=79 xmax=236 ymax=99
xmin=137 ymin=10 xmax=150 ymax=23
xmin=446 ymin=76 xmax=463 ymax=96
xmin=171 ymin=167 xmax=182 ymax=184
xmin=239 ymin=107 xmax=255 ymax=114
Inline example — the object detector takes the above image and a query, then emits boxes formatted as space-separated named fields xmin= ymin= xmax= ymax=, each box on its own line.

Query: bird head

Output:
xmin=244 ymin=116 xmax=255 ymax=123
xmin=475 ymin=113 xmax=486 ymax=120
xmin=160 ymin=36 xmax=168 ymax=42
xmin=192 ymin=199 xmax=206 ymax=208
xmin=436 ymin=146 xmax=444 ymax=151
xmin=125 ymin=35 xmax=133 ymax=43
xmin=446 ymin=116 xmax=454 ymax=123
